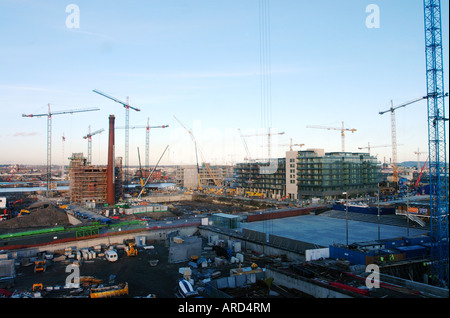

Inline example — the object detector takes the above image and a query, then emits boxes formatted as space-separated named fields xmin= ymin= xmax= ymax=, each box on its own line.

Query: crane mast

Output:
xmin=93 ymin=89 xmax=141 ymax=191
xmin=379 ymin=96 xmax=428 ymax=185
xmin=117 ymin=118 xmax=169 ymax=172
xmin=306 ymin=121 xmax=356 ymax=152
xmin=83 ymin=126 xmax=104 ymax=165
xmin=22 ymin=105 xmax=99 ymax=197
xmin=423 ymin=0 xmax=448 ymax=287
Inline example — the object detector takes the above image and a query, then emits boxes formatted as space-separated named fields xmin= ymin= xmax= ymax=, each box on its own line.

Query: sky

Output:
xmin=0 ymin=0 xmax=448 ymax=168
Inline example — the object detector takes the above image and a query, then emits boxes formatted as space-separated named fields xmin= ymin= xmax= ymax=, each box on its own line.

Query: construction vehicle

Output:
xmin=32 ymin=283 xmax=43 ymax=292
xmin=34 ymin=260 xmax=46 ymax=273
xmin=18 ymin=209 xmax=30 ymax=217
xmin=246 ymin=191 xmax=264 ymax=198
xmin=90 ymin=282 xmax=129 ymax=298
xmin=124 ymin=239 xmax=138 ymax=257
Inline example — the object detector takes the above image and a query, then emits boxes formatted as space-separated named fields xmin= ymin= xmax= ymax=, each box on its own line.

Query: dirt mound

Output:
xmin=0 ymin=204 xmax=71 ymax=234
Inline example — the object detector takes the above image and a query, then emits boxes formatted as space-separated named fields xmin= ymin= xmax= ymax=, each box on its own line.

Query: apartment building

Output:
xmin=294 ymin=149 xmax=381 ymax=199
xmin=235 ymin=149 xmax=381 ymax=201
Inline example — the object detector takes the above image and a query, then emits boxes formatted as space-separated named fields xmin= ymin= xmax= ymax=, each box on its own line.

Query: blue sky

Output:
xmin=0 ymin=0 xmax=448 ymax=167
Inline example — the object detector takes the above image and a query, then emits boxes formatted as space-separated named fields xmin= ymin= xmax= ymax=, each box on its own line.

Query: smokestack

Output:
xmin=107 ymin=115 xmax=115 ymax=206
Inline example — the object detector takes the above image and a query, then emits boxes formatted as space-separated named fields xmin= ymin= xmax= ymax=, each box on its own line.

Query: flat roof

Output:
xmin=241 ymin=214 xmax=428 ymax=247
xmin=213 ymin=213 xmax=240 ymax=219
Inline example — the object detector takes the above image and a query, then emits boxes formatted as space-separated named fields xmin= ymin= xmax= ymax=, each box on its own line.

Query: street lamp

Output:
xmin=377 ymin=184 xmax=380 ymax=241
xmin=343 ymin=191 xmax=348 ymax=246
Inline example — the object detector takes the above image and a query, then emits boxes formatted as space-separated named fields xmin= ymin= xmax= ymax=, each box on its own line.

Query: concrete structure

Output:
xmin=235 ymin=149 xmax=381 ymax=200
xmin=234 ymin=158 xmax=286 ymax=200
xmin=68 ymin=153 xmax=123 ymax=206
xmin=107 ymin=114 xmax=115 ymax=206
xmin=175 ymin=165 xmax=233 ymax=189
xmin=295 ymin=149 xmax=381 ymax=199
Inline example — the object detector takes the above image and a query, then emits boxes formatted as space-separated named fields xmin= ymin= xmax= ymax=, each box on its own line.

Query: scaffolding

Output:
xmin=69 ymin=153 xmax=107 ymax=205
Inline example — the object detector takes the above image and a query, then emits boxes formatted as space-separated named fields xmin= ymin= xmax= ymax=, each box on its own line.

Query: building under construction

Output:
xmin=68 ymin=153 xmax=123 ymax=206
xmin=175 ymin=164 xmax=234 ymax=189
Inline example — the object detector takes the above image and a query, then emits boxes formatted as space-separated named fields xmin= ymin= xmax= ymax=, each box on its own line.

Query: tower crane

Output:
xmin=93 ymin=89 xmax=141 ymax=190
xmin=22 ymin=104 xmax=100 ymax=197
xmin=117 ymin=117 xmax=169 ymax=172
xmin=61 ymin=134 xmax=66 ymax=178
xmin=379 ymin=96 xmax=428 ymax=185
xmin=174 ymin=116 xmax=202 ymax=190
xmin=240 ymin=128 xmax=285 ymax=159
xmin=83 ymin=126 xmax=104 ymax=165
xmin=423 ymin=0 xmax=448 ymax=287
xmin=357 ymin=143 xmax=402 ymax=154
xmin=238 ymin=128 xmax=253 ymax=163
xmin=306 ymin=121 xmax=356 ymax=152
xmin=174 ymin=116 xmax=222 ymax=189
xmin=279 ymin=138 xmax=305 ymax=151
xmin=414 ymin=148 xmax=427 ymax=170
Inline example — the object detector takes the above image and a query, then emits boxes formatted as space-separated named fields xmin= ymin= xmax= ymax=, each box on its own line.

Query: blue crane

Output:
xmin=423 ymin=0 xmax=448 ymax=287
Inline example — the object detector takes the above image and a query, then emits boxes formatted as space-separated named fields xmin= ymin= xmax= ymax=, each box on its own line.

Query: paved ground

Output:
xmin=11 ymin=242 xmax=185 ymax=298
xmin=241 ymin=213 xmax=429 ymax=247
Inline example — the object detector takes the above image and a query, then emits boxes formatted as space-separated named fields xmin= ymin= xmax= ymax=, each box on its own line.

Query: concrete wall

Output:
xmin=143 ymin=193 xmax=193 ymax=203
xmin=265 ymin=266 xmax=354 ymax=298
xmin=199 ymin=226 xmax=306 ymax=262
xmin=3 ymin=225 xmax=198 ymax=259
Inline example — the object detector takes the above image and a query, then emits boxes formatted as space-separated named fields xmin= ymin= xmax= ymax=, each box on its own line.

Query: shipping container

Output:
xmin=395 ymin=245 xmax=428 ymax=259
xmin=404 ymin=235 xmax=431 ymax=246
xmin=382 ymin=239 xmax=406 ymax=248
xmin=329 ymin=245 xmax=367 ymax=265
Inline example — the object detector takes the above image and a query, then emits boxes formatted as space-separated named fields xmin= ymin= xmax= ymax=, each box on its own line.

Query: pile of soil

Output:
xmin=0 ymin=203 xmax=72 ymax=234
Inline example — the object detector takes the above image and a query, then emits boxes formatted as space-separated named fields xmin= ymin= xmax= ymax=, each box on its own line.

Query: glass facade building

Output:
xmin=234 ymin=150 xmax=381 ymax=200
xmin=296 ymin=151 xmax=381 ymax=198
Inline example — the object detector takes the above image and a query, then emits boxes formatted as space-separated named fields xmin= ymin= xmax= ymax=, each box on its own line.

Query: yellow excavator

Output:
xmin=124 ymin=239 xmax=138 ymax=257
xmin=18 ymin=209 xmax=30 ymax=217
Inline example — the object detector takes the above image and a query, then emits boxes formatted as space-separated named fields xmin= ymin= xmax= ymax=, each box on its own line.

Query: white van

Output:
xmin=105 ymin=250 xmax=118 ymax=262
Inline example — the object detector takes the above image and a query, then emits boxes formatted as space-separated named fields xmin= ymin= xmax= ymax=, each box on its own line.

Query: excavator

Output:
xmin=124 ymin=239 xmax=138 ymax=257
xmin=18 ymin=209 xmax=30 ymax=217
xmin=34 ymin=260 xmax=46 ymax=273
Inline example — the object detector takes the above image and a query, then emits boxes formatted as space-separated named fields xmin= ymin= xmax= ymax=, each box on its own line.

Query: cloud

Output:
xmin=0 ymin=85 xmax=53 ymax=92
xmin=13 ymin=132 xmax=39 ymax=137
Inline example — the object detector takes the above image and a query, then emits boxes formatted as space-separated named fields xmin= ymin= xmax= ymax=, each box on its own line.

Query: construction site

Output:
xmin=0 ymin=2 xmax=448 ymax=311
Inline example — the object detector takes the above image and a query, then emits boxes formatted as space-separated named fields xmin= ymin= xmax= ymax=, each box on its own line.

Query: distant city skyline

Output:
xmin=1 ymin=1 xmax=448 ymax=167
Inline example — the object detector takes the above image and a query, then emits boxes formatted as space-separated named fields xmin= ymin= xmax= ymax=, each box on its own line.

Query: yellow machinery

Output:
xmin=226 ymin=188 xmax=236 ymax=196
xmin=34 ymin=260 xmax=46 ymax=273
xmin=124 ymin=239 xmax=138 ymax=257
xmin=32 ymin=283 xmax=43 ymax=292
xmin=246 ymin=191 xmax=264 ymax=198
xmin=90 ymin=282 xmax=128 ymax=298
xmin=18 ymin=209 xmax=30 ymax=217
